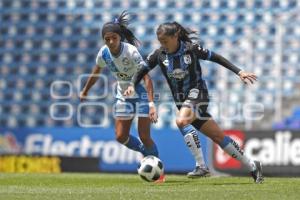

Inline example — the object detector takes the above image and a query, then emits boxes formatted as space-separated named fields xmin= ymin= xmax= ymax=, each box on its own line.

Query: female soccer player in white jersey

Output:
xmin=80 ymin=11 xmax=160 ymax=157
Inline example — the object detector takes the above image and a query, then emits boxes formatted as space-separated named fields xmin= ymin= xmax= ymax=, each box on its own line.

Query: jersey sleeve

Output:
xmin=192 ymin=43 xmax=213 ymax=60
xmin=95 ymin=48 xmax=106 ymax=68
xmin=131 ymin=49 xmax=160 ymax=87
xmin=146 ymin=49 xmax=159 ymax=69
xmin=131 ymin=48 xmax=146 ymax=70
xmin=192 ymin=43 xmax=241 ymax=74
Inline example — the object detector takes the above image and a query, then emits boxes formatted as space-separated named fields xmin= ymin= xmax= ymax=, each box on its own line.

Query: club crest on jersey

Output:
xmin=163 ymin=59 xmax=169 ymax=67
xmin=183 ymin=54 xmax=192 ymax=64
xmin=122 ymin=57 xmax=130 ymax=65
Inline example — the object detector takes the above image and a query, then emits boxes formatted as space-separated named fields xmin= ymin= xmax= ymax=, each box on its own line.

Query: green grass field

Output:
xmin=0 ymin=173 xmax=299 ymax=200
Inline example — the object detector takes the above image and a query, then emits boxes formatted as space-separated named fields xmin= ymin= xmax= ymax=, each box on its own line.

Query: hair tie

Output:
xmin=114 ymin=18 xmax=119 ymax=24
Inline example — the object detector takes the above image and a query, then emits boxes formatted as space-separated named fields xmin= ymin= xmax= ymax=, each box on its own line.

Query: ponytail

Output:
xmin=102 ymin=11 xmax=140 ymax=47
xmin=156 ymin=21 xmax=199 ymax=43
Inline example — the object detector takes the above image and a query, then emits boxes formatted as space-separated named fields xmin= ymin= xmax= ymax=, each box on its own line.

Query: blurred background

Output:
xmin=0 ymin=0 xmax=299 ymax=176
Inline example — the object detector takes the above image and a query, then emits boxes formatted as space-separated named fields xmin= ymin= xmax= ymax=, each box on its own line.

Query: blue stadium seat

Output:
xmin=0 ymin=0 xmax=298 ymax=129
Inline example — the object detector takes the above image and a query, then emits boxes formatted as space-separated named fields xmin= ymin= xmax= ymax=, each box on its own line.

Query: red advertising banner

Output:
xmin=214 ymin=130 xmax=245 ymax=170
xmin=212 ymin=130 xmax=300 ymax=176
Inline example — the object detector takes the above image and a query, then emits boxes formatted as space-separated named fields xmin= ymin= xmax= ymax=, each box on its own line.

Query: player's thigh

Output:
xmin=114 ymin=98 xmax=135 ymax=138
xmin=179 ymin=88 xmax=210 ymax=125
xmin=137 ymin=117 xmax=151 ymax=138
xmin=115 ymin=118 xmax=133 ymax=139
xmin=200 ymin=119 xmax=224 ymax=144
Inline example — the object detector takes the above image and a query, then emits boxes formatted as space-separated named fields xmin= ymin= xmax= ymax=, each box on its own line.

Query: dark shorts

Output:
xmin=175 ymin=88 xmax=211 ymax=129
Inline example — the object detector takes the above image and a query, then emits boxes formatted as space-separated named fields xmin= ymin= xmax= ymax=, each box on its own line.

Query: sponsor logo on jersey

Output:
xmin=168 ymin=68 xmax=188 ymax=80
xmin=116 ymin=72 xmax=131 ymax=81
xmin=183 ymin=54 xmax=192 ymax=64
xmin=188 ymin=89 xmax=200 ymax=99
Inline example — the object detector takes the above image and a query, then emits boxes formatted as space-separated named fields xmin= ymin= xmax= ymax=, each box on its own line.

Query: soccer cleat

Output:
xmin=187 ymin=166 xmax=210 ymax=178
xmin=250 ymin=161 xmax=264 ymax=184
xmin=154 ymin=174 xmax=166 ymax=183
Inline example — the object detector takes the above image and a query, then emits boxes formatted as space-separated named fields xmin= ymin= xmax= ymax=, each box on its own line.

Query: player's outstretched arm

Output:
xmin=209 ymin=52 xmax=257 ymax=84
xmin=80 ymin=66 xmax=102 ymax=101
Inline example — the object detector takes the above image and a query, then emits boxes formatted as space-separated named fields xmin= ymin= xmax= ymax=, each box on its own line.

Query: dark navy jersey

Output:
xmin=146 ymin=42 xmax=212 ymax=101
xmin=132 ymin=41 xmax=241 ymax=102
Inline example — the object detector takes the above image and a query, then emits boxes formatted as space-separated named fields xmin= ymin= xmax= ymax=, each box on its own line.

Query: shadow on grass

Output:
xmin=210 ymin=182 xmax=253 ymax=186
xmin=148 ymin=179 xmax=254 ymax=187
xmin=147 ymin=179 xmax=191 ymax=186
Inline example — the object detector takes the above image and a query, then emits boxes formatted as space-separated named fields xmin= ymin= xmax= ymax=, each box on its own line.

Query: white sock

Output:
xmin=221 ymin=137 xmax=256 ymax=171
xmin=184 ymin=132 xmax=207 ymax=168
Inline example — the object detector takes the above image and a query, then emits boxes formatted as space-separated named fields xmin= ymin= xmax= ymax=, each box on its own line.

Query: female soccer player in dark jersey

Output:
xmin=125 ymin=22 xmax=263 ymax=183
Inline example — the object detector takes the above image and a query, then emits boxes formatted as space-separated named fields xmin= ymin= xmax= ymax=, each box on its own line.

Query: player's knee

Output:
xmin=115 ymin=132 xmax=128 ymax=144
xmin=211 ymin=134 xmax=224 ymax=144
xmin=176 ymin=118 xmax=190 ymax=128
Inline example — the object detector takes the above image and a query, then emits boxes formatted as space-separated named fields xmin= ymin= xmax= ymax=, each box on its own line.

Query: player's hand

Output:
xmin=238 ymin=71 xmax=257 ymax=84
xmin=79 ymin=91 xmax=88 ymax=102
xmin=149 ymin=103 xmax=158 ymax=123
xmin=124 ymin=85 xmax=135 ymax=96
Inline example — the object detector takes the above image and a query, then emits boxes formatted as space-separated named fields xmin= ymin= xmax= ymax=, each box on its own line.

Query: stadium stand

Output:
xmin=0 ymin=0 xmax=299 ymax=129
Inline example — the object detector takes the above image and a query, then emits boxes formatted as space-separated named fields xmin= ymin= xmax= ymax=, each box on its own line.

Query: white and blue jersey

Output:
xmin=96 ymin=42 xmax=149 ymax=117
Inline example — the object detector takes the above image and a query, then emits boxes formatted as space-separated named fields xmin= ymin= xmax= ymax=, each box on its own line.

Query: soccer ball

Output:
xmin=137 ymin=156 xmax=164 ymax=182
